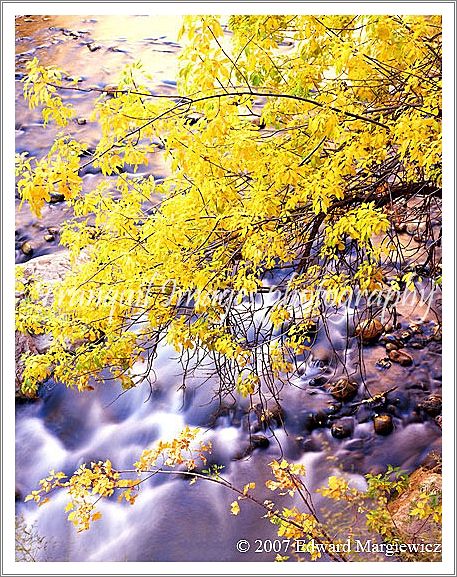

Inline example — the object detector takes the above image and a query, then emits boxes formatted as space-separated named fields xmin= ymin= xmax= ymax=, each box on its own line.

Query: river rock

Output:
xmin=303 ymin=410 xmax=328 ymax=431
xmin=47 ymin=226 xmax=60 ymax=236
xmin=373 ymin=414 xmax=393 ymax=435
xmin=417 ymin=394 xmax=442 ymax=417
xmin=331 ymin=418 xmax=354 ymax=439
xmin=380 ymin=333 xmax=403 ymax=346
xmin=385 ymin=342 xmax=398 ymax=352
xmin=20 ymin=241 xmax=33 ymax=255
xmin=328 ymin=378 xmax=358 ymax=402
xmin=297 ymin=435 xmax=323 ymax=452
xmin=250 ymin=434 xmax=270 ymax=449
xmin=388 ymin=349 xmax=413 ymax=366
xmin=308 ymin=376 xmax=327 ymax=387
xmin=44 ymin=234 xmax=55 ymax=242
xmin=252 ymin=402 xmax=284 ymax=430
xmin=233 ymin=434 xmax=270 ymax=460
xmin=375 ymin=357 xmax=391 ymax=370
xmin=355 ymin=319 xmax=384 ymax=343
xmin=49 ymin=192 xmax=65 ymax=203
xmin=88 ymin=43 xmax=102 ymax=52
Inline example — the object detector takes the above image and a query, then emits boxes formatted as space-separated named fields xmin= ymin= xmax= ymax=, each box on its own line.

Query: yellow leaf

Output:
xmin=230 ymin=500 xmax=240 ymax=515
xmin=91 ymin=511 xmax=102 ymax=522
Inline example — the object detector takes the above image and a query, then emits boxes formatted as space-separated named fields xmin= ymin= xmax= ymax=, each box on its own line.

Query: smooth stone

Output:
xmin=355 ymin=319 xmax=384 ymax=343
xmin=253 ymin=402 xmax=284 ymax=430
xmin=297 ymin=435 xmax=323 ymax=453
xmin=76 ymin=117 xmax=87 ymax=125
xmin=47 ymin=226 xmax=59 ymax=236
xmin=49 ymin=193 xmax=65 ymax=203
xmin=308 ymin=376 xmax=327 ymax=387
xmin=20 ymin=241 xmax=33 ymax=255
xmin=376 ymin=357 xmax=391 ymax=370
xmin=250 ymin=434 xmax=270 ymax=449
xmin=388 ymin=349 xmax=413 ymax=366
xmin=385 ymin=342 xmax=398 ymax=352
xmin=373 ymin=414 xmax=394 ymax=435
xmin=331 ymin=418 xmax=354 ymax=439
xmin=379 ymin=333 xmax=403 ymax=346
xmin=303 ymin=410 xmax=328 ymax=431
xmin=44 ymin=234 xmax=55 ymax=242
xmin=329 ymin=378 xmax=358 ymax=402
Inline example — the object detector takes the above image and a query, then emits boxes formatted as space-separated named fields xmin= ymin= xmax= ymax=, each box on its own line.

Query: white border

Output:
xmin=2 ymin=2 xmax=455 ymax=575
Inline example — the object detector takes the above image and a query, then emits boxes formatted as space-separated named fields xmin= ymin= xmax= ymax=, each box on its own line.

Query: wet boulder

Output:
xmin=302 ymin=410 xmax=328 ymax=432
xmin=373 ymin=414 xmax=394 ymax=435
xmin=252 ymin=402 xmax=284 ymax=431
xmin=233 ymin=434 xmax=270 ymax=460
xmin=355 ymin=319 xmax=384 ymax=343
xmin=49 ymin=192 xmax=65 ymax=203
xmin=388 ymin=349 xmax=413 ymax=367
xmin=331 ymin=417 xmax=354 ymax=439
xmin=328 ymin=378 xmax=358 ymax=402
xmin=417 ymin=394 xmax=442 ymax=417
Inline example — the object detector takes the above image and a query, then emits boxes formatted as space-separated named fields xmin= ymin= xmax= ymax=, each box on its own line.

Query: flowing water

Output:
xmin=15 ymin=15 xmax=442 ymax=562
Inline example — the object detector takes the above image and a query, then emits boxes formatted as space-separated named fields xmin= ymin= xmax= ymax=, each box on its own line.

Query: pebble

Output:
xmin=379 ymin=333 xmax=403 ymax=346
xmin=308 ymin=376 xmax=327 ymax=387
xmin=355 ymin=319 xmax=384 ymax=343
xmin=388 ymin=349 xmax=413 ymax=366
xmin=373 ymin=414 xmax=393 ymax=435
xmin=375 ymin=358 xmax=391 ymax=370
xmin=88 ymin=43 xmax=102 ymax=52
xmin=44 ymin=234 xmax=55 ymax=242
xmin=385 ymin=342 xmax=398 ymax=352
xmin=20 ymin=241 xmax=33 ymax=255
xmin=47 ymin=227 xmax=59 ymax=236
xmin=76 ymin=118 xmax=87 ymax=125
xmin=329 ymin=378 xmax=358 ymax=402
xmin=331 ymin=418 xmax=354 ymax=439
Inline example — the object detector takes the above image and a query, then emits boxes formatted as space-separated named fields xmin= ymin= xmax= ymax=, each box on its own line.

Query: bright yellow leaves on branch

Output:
xmin=15 ymin=15 xmax=441 ymax=398
xmin=23 ymin=57 xmax=74 ymax=126
xmin=25 ymin=427 xmax=211 ymax=532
